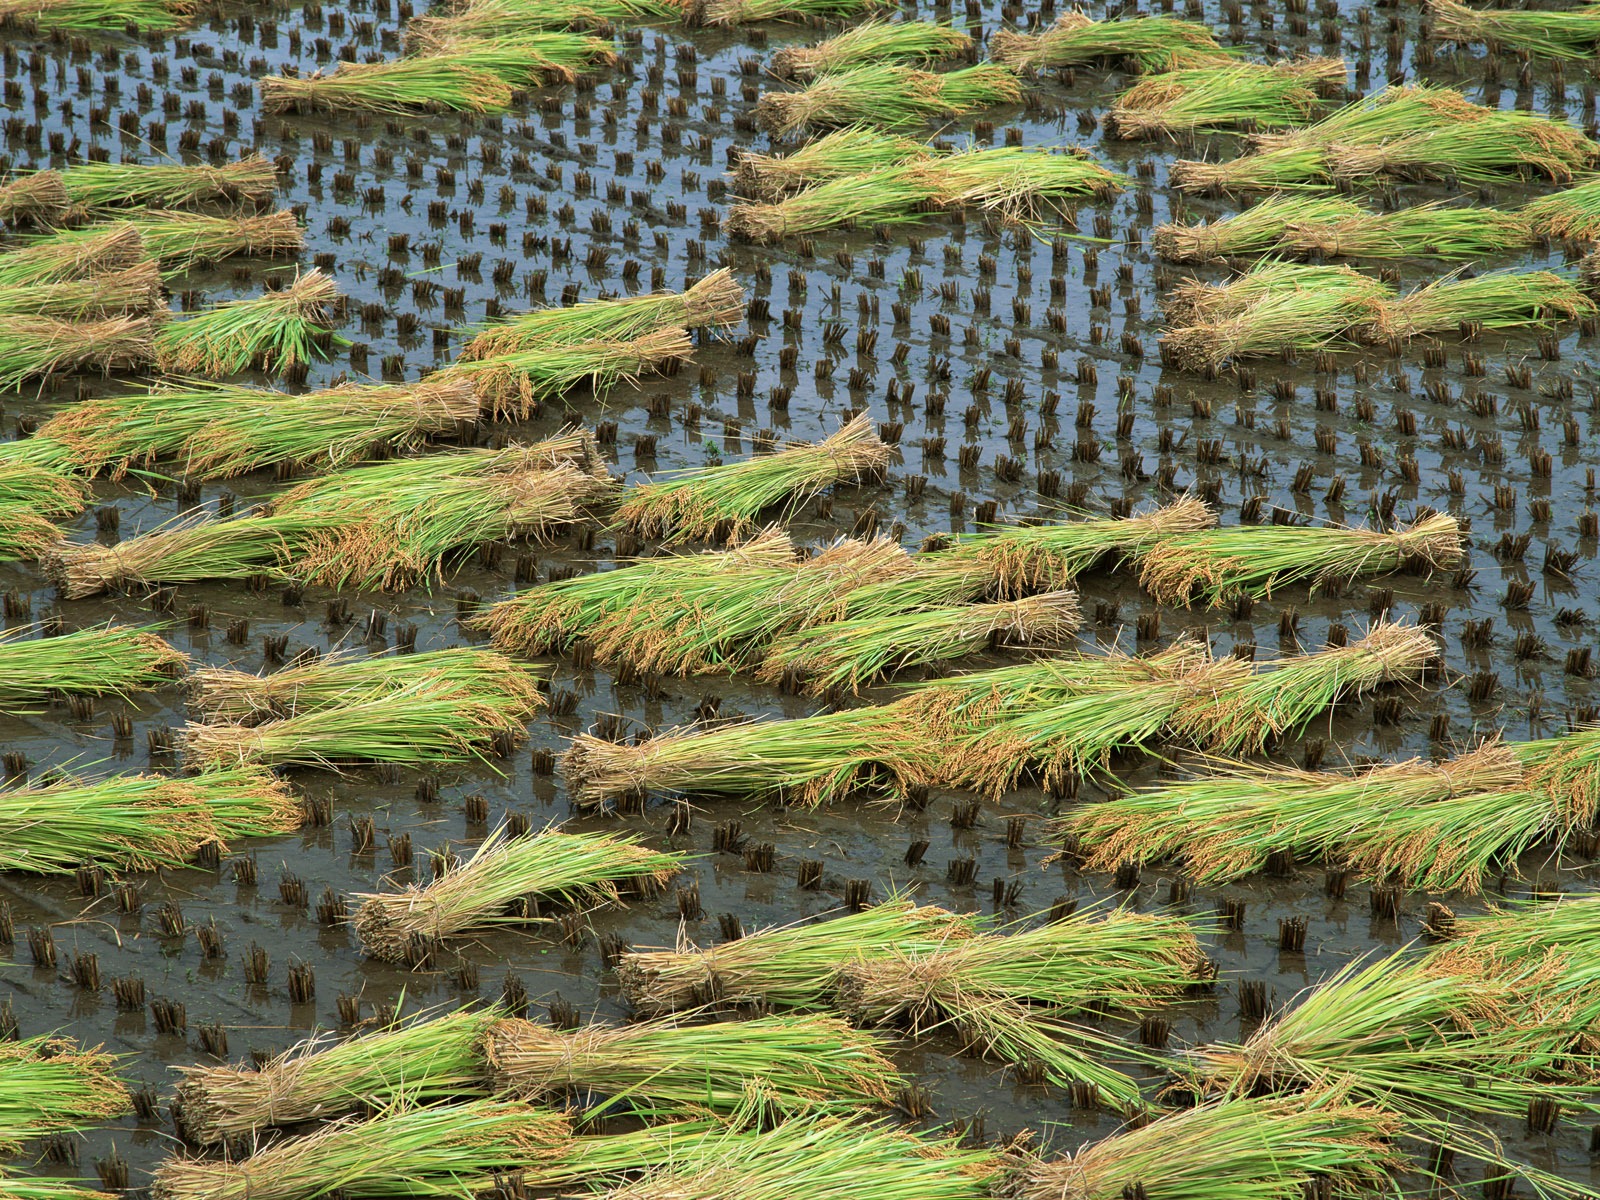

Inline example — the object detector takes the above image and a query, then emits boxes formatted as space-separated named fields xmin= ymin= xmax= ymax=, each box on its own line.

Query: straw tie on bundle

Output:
xmin=0 ymin=1037 xmax=130 ymax=1155
xmin=1107 ymin=57 xmax=1346 ymax=139
xmin=768 ymin=19 xmax=974 ymax=80
xmin=989 ymin=12 xmax=1231 ymax=74
xmin=755 ymin=64 xmax=1022 ymax=135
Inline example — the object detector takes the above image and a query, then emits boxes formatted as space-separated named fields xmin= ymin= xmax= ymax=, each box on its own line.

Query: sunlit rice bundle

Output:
xmin=460 ymin=269 xmax=741 ymax=359
xmin=0 ymin=169 xmax=71 ymax=227
xmin=1155 ymin=194 xmax=1364 ymax=261
xmin=0 ymin=765 xmax=299 ymax=875
xmin=726 ymin=163 xmax=942 ymax=240
xmin=112 ymin=209 xmax=305 ymax=270
xmin=1428 ymin=0 xmax=1600 ymax=59
xmin=989 ymin=12 xmax=1230 ymax=74
xmin=0 ymin=263 xmax=164 ymax=319
xmin=0 ymin=1037 xmax=130 ymax=1154
xmin=40 ymin=375 xmax=480 ymax=480
xmin=919 ymin=145 xmax=1127 ymax=224
xmin=0 ymin=314 xmax=156 ymax=389
xmin=1108 ymin=57 xmax=1345 ymax=138
xmin=731 ymin=128 xmax=933 ymax=199
xmin=1010 ymin=1091 xmax=1404 ymax=1200
xmin=616 ymin=897 xmax=979 ymax=1015
xmin=153 ymin=269 xmax=340 ymax=376
xmin=1138 ymin=512 xmax=1465 ymax=606
xmin=688 ymin=0 xmax=891 ymax=28
xmin=487 ymin=1012 xmax=902 ymax=1116
xmin=0 ymin=457 xmax=89 ymax=559
xmin=1521 ymin=174 xmax=1600 ymax=242
xmin=150 ymin=1101 xmax=572 ymax=1200
xmin=353 ymin=825 xmax=683 ymax=961
xmin=0 ymin=0 xmax=191 ymax=30
xmin=1516 ymin=722 xmax=1600 ymax=829
xmin=174 ymin=1007 xmax=499 ymax=1145
xmin=0 ymin=222 xmax=144 ymax=286
xmin=190 ymin=647 xmax=543 ymax=725
xmin=755 ymin=590 xmax=1082 ymax=695
xmin=406 ymin=0 xmax=677 ymax=43
xmin=1160 ymin=261 xmax=1382 ymax=325
xmin=58 ymin=156 xmax=277 ymax=212
xmin=0 ymin=623 xmax=186 ymax=709
xmin=755 ymin=64 xmax=1021 ymax=135
xmin=261 ymin=57 xmax=515 ymax=115
xmin=1172 ymin=619 xmax=1436 ymax=756
xmin=615 ymin=412 xmax=889 ymax=542
xmin=444 ymin=326 xmax=692 ymax=418
xmin=769 ymin=19 xmax=973 ymax=80
xmin=1366 ymin=268 xmax=1596 ymax=340
xmin=413 ymin=33 xmax=620 ymax=86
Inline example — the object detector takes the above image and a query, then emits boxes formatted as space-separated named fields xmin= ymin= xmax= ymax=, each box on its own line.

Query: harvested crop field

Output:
xmin=0 ymin=1 xmax=1598 ymax=1198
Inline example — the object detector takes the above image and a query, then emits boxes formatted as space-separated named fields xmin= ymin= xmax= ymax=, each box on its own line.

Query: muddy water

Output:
xmin=1 ymin=0 xmax=1599 ymax=1190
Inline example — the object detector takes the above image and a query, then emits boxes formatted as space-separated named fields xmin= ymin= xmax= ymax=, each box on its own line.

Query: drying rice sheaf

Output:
xmin=153 ymin=269 xmax=341 ymax=376
xmin=731 ymin=127 xmax=935 ymax=198
xmin=0 ymin=1037 xmax=130 ymax=1155
xmin=768 ymin=19 xmax=974 ymax=80
xmin=1107 ymin=57 xmax=1346 ymax=138
xmin=755 ymin=64 xmax=1022 ymax=135
xmin=405 ymin=0 xmax=679 ymax=44
xmin=1428 ymin=0 xmax=1600 ymax=60
xmin=0 ymin=157 xmax=275 ymax=227
xmin=989 ymin=12 xmax=1231 ymax=74
xmin=0 ymin=624 xmax=187 ymax=711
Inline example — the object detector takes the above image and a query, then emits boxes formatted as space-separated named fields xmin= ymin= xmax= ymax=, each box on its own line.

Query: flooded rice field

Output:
xmin=0 ymin=0 xmax=1599 ymax=1197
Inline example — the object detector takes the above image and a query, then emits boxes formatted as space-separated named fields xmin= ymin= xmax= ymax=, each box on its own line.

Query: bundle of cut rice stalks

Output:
xmin=352 ymin=825 xmax=683 ymax=962
xmin=755 ymin=64 xmax=1021 ymax=135
xmin=60 ymin=211 xmax=305 ymax=272
xmin=0 ymin=0 xmax=192 ymax=31
xmin=0 ymin=624 xmax=186 ymax=712
xmin=616 ymin=413 xmax=889 ymax=542
xmin=732 ymin=127 xmax=935 ymax=198
xmin=0 ymin=1178 xmax=114 ymax=1200
xmin=0 ymin=1037 xmax=130 ymax=1155
xmin=486 ymin=1012 xmax=902 ymax=1117
xmin=39 ymin=375 xmax=479 ymax=480
xmin=1107 ymin=57 xmax=1345 ymax=139
xmin=460 ymin=269 xmax=741 ymax=360
xmin=0 ymin=314 xmax=157 ymax=390
xmin=1521 ymin=174 xmax=1600 ymax=242
xmin=1138 ymin=512 xmax=1465 ymax=606
xmin=1428 ymin=0 xmax=1600 ymax=59
xmin=151 ymin=1101 xmax=572 ymax=1200
xmin=0 ymin=455 xmax=90 ymax=560
xmin=405 ymin=0 xmax=677 ymax=44
xmin=1154 ymin=194 xmax=1531 ymax=263
xmin=0 ymin=223 xmax=145 ymax=287
xmin=617 ymin=897 xmax=979 ymax=1016
xmin=0 ymin=264 xmax=163 ymax=319
xmin=55 ymin=156 xmax=277 ymax=213
xmin=0 ymin=766 xmax=300 ymax=875
xmin=769 ymin=19 xmax=973 ymax=80
xmin=725 ymin=163 xmax=944 ymax=240
xmin=443 ymin=326 xmax=691 ymax=418
xmin=153 ymin=269 xmax=342 ymax=376
xmin=686 ymin=0 xmax=890 ymax=27
xmin=1365 ymin=268 xmax=1596 ymax=341
xmin=989 ymin=12 xmax=1231 ymax=74
xmin=1007 ymin=1090 xmax=1404 ymax=1200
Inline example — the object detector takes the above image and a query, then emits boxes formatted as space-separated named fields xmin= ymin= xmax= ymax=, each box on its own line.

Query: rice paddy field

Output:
xmin=1 ymin=0 xmax=1600 ymax=1197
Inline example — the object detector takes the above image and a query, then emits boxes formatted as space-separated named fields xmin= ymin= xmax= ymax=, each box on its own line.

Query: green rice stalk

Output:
xmin=353 ymin=825 xmax=684 ymax=961
xmin=190 ymin=647 xmax=543 ymax=726
xmin=406 ymin=0 xmax=678 ymax=44
xmin=1428 ymin=0 xmax=1600 ymax=59
xmin=918 ymin=144 xmax=1127 ymax=225
xmin=261 ymin=58 xmax=515 ymax=115
xmin=731 ymin=127 xmax=934 ymax=199
xmin=756 ymin=64 xmax=1021 ymax=135
xmin=475 ymin=529 xmax=797 ymax=655
xmin=1139 ymin=512 xmax=1465 ymax=606
xmin=461 ymin=269 xmax=742 ymax=360
xmin=0 ymin=1037 xmax=130 ymax=1154
xmin=39 ymin=375 xmax=480 ymax=480
xmin=989 ymin=12 xmax=1231 ymax=74
xmin=755 ymin=589 xmax=1082 ymax=695
xmin=415 ymin=33 xmax=620 ymax=86
xmin=57 ymin=156 xmax=277 ymax=213
xmin=487 ymin=1012 xmax=902 ymax=1117
xmin=174 ymin=1007 xmax=500 ymax=1146
xmin=616 ymin=897 xmax=980 ymax=1016
xmin=1108 ymin=57 xmax=1345 ymax=139
xmin=1010 ymin=1090 xmax=1405 ymax=1200
xmin=586 ymin=1115 xmax=999 ymax=1200
xmin=1367 ymin=268 xmax=1596 ymax=340
xmin=150 ymin=1101 xmax=572 ymax=1200
xmin=0 ymin=263 xmax=164 ymax=320
xmin=0 ymin=623 xmax=186 ymax=711
xmin=0 ymin=223 xmax=144 ymax=286
xmin=0 ymin=170 xmax=71 ymax=227
xmin=0 ymin=314 xmax=156 ymax=389
xmin=1521 ymin=174 xmax=1600 ymax=242
xmin=769 ymin=19 xmax=973 ymax=81
xmin=0 ymin=0 xmax=191 ymax=31
xmin=726 ymin=162 xmax=943 ymax=240
xmin=688 ymin=0 xmax=889 ymax=28
xmin=616 ymin=413 xmax=889 ymax=542
xmin=443 ymin=326 xmax=692 ymax=419
xmin=154 ymin=269 xmax=341 ymax=376
xmin=0 ymin=1178 xmax=113 ymax=1200
xmin=0 ymin=765 xmax=299 ymax=874
xmin=1171 ymin=619 xmax=1436 ymax=756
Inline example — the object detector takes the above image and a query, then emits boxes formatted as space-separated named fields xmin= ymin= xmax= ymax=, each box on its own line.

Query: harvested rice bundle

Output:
xmin=1518 ymin=722 xmax=1600 ymax=826
xmin=755 ymin=64 xmax=1022 ymax=135
xmin=989 ymin=12 xmax=1230 ymax=74
xmin=770 ymin=19 xmax=973 ymax=80
xmin=0 ymin=624 xmax=186 ymax=710
xmin=175 ymin=1007 xmax=498 ymax=1145
xmin=1155 ymin=195 xmax=1364 ymax=262
xmin=732 ymin=128 xmax=934 ymax=199
xmin=119 ymin=210 xmax=305 ymax=270
xmin=727 ymin=163 xmax=943 ymax=240
xmin=1172 ymin=620 xmax=1435 ymax=757
xmin=1139 ymin=513 xmax=1464 ymax=606
xmin=352 ymin=825 xmax=683 ymax=961
xmin=262 ymin=57 xmax=514 ymax=115
xmin=444 ymin=326 xmax=692 ymax=418
xmin=406 ymin=0 xmax=678 ymax=43
xmin=151 ymin=1101 xmax=571 ymax=1200
xmin=688 ymin=0 xmax=889 ymax=27
xmin=1521 ymin=175 xmax=1600 ymax=241
xmin=461 ymin=269 xmax=742 ymax=360
xmin=0 ymin=458 xmax=90 ymax=559
xmin=0 ymin=314 xmax=157 ymax=389
xmin=0 ymin=1179 xmax=114 ymax=1200
xmin=0 ymin=766 xmax=300 ymax=875
xmin=0 ymin=223 xmax=144 ymax=287
xmin=0 ymin=263 xmax=164 ymax=320
xmin=487 ymin=1013 xmax=902 ymax=1116
xmin=616 ymin=897 xmax=979 ymax=1015
xmin=409 ymin=33 xmax=620 ymax=86
xmin=924 ymin=145 xmax=1127 ymax=224
xmin=40 ymin=375 xmax=480 ymax=480
xmin=585 ymin=1115 xmax=998 ymax=1200
xmin=1368 ymin=268 xmax=1596 ymax=340
xmin=0 ymin=1037 xmax=130 ymax=1154
xmin=0 ymin=170 xmax=70 ymax=227
xmin=755 ymin=590 xmax=1082 ymax=695
xmin=153 ymin=269 xmax=341 ymax=376
xmin=0 ymin=0 xmax=191 ymax=30
xmin=616 ymin=413 xmax=889 ymax=542
xmin=1009 ymin=1091 xmax=1403 ymax=1200
xmin=57 ymin=156 xmax=276 ymax=213
xmin=1428 ymin=0 xmax=1600 ymax=59
xmin=190 ymin=647 xmax=543 ymax=725
xmin=1108 ymin=57 xmax=1345 ymax=138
